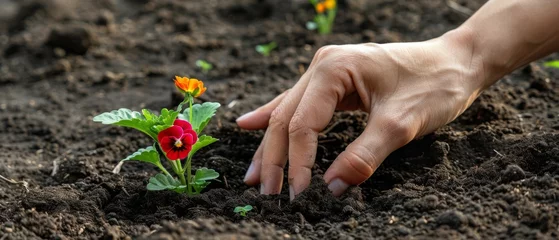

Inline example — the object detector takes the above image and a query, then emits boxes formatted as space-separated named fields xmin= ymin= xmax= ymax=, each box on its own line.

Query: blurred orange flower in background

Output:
xmin=174 ymin=76 xmax=206 ymax=97
xmin=315 ymin=2 xmax=326 ymax=13
xmin=324 ymin=0 xmax=336 ymax=10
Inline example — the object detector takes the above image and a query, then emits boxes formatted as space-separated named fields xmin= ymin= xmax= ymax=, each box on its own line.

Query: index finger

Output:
xmin=287 ymin=68 xmax=354 ymax=199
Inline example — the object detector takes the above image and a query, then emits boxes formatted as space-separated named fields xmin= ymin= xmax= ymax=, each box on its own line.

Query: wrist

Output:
xmin=438 ymin=27 xmax=489 ymax=94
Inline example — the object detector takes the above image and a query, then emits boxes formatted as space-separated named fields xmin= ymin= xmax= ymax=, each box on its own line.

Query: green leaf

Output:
xmin=93 ymin=108 xmax=158 ymax=139
xmin=94 ymin=108 xmax=181 ymax=140
xmin=191 ymin=168 xmax=219 ymax=193
xmin=159 ymin=108 xmax=179 ymax=126
xmin=196 ymin=60 xmax=213 ymax=73
xmin=188 ymin=135 xmax=218 ymax=159
xmin=147 ymin=173 xmax=187 ymax=193
xmin=194 ymin=168 xmax=219 ymax=182
xmin=142 ymin=109 xmax=157 ymax=121
xmin=180 ymin=102 xmax=221 ymax=133
xmin=113 ymin=146 xmax=161 ymax=174
xmin=234 ymin=205 xmax=253 ymax=216
xmin=122 ymin=146 xmax=160 ymax=164
xmin=255 ymin=42 xmax=277 ymax=57
xmin=150 ymin=108 xmax=179 ymax=133
xmin=544 ymin=60 xmax=559 ymax=69
xmin=234 ymin=205 xmax=253 ymax=212
xmin=306 ymin=21 xmax=317 ymax=30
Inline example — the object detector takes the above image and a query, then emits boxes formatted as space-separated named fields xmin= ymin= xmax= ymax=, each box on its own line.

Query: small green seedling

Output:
xmin=544 ymin=60 xmax=559 ymax=69
xmin=196 ymin=60 xmax=213 ymax=74
xmin=234 ymin=205 xmax=253 ymax=217
xmin=255 ymin=42 xmax=277 ymax=57
xmin=307 ymin=0 xmax=337 ymax=34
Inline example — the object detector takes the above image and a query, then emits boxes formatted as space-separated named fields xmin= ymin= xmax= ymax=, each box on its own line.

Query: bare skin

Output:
xmin=237 ymin=0 xmax=559 ymax=199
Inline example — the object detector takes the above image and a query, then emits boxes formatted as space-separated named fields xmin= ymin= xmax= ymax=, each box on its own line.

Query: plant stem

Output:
xmin=189 ymin=94 xmax=193 ymax=123
xmin=184 ymin=155 xmax=193 ymax=195
xmin=327 ymin=8 xmax=336 ymax=33
xmin=177 ymin=98 xmax=188 ymax=112
xmin=156 ymin=163 xmax=172 ymax=177
xmin=169 ymin=159 xmax=179 ymax=175
xmin=168 ymin=160 xmax=187 ymax=187
xmin=176 ymin=162 xmax=187 ymax=186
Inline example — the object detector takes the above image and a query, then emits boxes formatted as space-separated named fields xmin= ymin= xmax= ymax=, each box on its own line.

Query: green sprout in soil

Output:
xmin=255 ymin=42 xmax=277 ymax=57
xmin=544 ymin=60 xmax=559 ymax=69
xmin=93 ymin=76 xmax=220 ymax=195
xmin=196 ymin=60 xmax=213 ymax=74
xmin=306 ymin=0 xmax=337 ymax=34
xmin=234 ymin=205 xmax=253 ymax=217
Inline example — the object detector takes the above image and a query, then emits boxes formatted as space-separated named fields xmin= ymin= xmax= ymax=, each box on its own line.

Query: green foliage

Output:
xmin=181 ymin=102 xmax=221 ymax=134
xmin=93 ymin=108 xmax=157 ymax=139
xmin=94 ymin=78 xmax=221 ymax=195
xmin=150 ymin=108 xmax=180 ymax=133
xmin=196 ymin=60 xmax=213 ymax=73
xmin=255 ymin=42 xmax=277 ymax=57
xmin=115 ymin=145 xmax=171 ymax=175
xmin=93 ymin=108 xmax=179 ymax=140
xmin=188 ymin=135 xmax=218 ymax=159
xmin=191 ymin=168 xmax=220 ymax=193
xmin=234 ymin=205 xmax=253 ymax=217
xmin=544 ymin=60 xmax=559 ymax=69
xmin=306 ymin=21 xmax=318 ymax=30
xmin=307 ymin=0 xmax=337 ymax=34
xmin=147 ymin=173 xmax=187 ymax=193
xmin=122 ymin=146 xmax=160 ymax=165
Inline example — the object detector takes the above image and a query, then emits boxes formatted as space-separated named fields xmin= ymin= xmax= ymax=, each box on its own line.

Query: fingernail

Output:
xmin=327 ymin=178 xmax=349 ymax=196
xmin=244 ymin=162 xmax=255 ymax=182
xmin=260 ymin=183 xmax=266 ymax=194
xmin=289 ymin=185 xmax=295 ymax=200
xmin=236 ymin=111 xmax=255 ymax=122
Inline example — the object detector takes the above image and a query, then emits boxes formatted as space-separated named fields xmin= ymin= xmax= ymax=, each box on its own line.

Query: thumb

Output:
xmin=323 ymin=113 xmax=417 ymax=196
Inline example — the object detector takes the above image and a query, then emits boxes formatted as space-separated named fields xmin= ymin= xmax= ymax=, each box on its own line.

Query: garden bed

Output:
xmin=1 ymin=0 xmax=558 ymax=239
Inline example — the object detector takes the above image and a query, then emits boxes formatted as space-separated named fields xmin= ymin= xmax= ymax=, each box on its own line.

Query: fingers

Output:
xmin=236 ymin=91 xmax=289 ymax=130
xmin=287 ymin=69 xmax=351 ymax=199
xmin=323 ymin=112 xmax=417 ymax=196
xmin=258 ymin=76 xmax=311 ymax=195
xmin=243 ymin=133 xmax=267 ymax=185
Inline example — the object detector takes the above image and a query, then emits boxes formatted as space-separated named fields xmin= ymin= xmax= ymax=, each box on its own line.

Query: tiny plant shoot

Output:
xmin=544 ymin=60 xmax=559 ymax=69
xmin=93 ymin=76 xmax=221 ymax=195
xmin=255 ymin=42 xmax=277 ymax=57
xmin=234 ymin=205 xmax=253 ymax=217
xmin=307 ymin=0 xmax=337 ymax=34
xmin=196 ymin=60 xmax=213 ymax=74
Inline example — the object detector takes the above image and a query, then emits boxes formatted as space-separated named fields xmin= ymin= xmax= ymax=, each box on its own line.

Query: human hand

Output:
xmin=237 ymin=29 xmax=486 ymax=199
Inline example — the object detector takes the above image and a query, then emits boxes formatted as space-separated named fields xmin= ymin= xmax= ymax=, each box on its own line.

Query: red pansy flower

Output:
xmin=158 ymin=119 xmax=198 ymax=160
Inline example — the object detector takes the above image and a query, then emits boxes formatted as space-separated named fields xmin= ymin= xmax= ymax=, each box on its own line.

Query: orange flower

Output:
xmin=174 ymin=76 xmax=206 ymax=97
xmin=315 ymin=2 xmax=326 ymax=13
xmin=324 ymin=0 xmax=336 ymax=10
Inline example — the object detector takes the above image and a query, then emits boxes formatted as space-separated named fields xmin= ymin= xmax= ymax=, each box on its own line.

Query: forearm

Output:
xmin=449 ymin=0 xmax=559 ymax=90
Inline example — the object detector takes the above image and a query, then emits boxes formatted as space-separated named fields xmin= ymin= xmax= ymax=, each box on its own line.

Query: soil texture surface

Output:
xmin=1 ymin=0 xmax=559 ymax=239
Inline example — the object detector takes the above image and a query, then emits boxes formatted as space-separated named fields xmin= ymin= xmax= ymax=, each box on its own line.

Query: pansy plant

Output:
xmin=93 ymin=76 xmax=220 ymax=195
xmin=306 ymin=0 xmax=337 ymax=34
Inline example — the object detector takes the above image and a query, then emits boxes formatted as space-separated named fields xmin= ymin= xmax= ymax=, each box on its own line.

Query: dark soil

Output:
xmin=1 ymin=0 xmax=559 ymax=239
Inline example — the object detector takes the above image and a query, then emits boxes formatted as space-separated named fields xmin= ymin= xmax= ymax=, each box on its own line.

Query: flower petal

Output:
xmin=166 ymin=149 xmax=181 ymax=160
xmin=159 ymin=136 xmax=176 ymax=153
xmin=158 ymin=125 xmax=184 ymax=143
xmin=194 ymin=81 xmax=206 ymax=97
xmin=174 ymin=119 xmax=193 ymax=131
xmin=175 ymin=76 xmax=193 ymax=93
xmin=178 ymin=147 xmax=190 ymax=159
xmin=183 ymin=130 xmax=198 ymax=144
xmin=187 ymin=78 xmax=198 ymax=92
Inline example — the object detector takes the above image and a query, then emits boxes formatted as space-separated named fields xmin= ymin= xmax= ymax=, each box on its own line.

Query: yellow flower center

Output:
xmin=174 ymin=139 xmax=183 ymax=148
